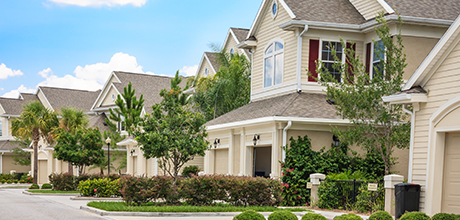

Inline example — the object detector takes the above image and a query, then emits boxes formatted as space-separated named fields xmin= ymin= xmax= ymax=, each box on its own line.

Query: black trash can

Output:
xmin=395 ymin=183 xmax=421 ymax=219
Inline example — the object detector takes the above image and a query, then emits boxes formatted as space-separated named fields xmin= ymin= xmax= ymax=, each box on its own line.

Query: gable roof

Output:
xmin=285 ymin=0 xmax=366 ymax=24
xmin=385 ymin=0 xmax=460 ymax=21
xmin=109 ymin=71 xmax=188 ymax=113
xmin=204 ymin=52 xmax=219 ymax=73
xmin=0 ymin=140 xmax=27 ymax=151
xmin=231 ymin=27 xmax=250 ymax=42
xmin=0 ymin=93 xmax=39 ymax=116
xmin=39 ymin=87 xmax=100 ymax=112
xmin=206 ymin=92 xmax=341 ymax=127
xmin=403 ymin=14 xmax=460 ymax=90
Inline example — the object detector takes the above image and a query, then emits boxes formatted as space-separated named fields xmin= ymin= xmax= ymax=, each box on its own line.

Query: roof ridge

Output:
xmin=39 ymin=86 xmax=99 ymax=93
xmin=230 ymin=27 xmax=249 ymax=31
xmin=114 ymin=71 xmax=179 ymax=79
xmin=276 ymin=93 xmax=301 ymax=116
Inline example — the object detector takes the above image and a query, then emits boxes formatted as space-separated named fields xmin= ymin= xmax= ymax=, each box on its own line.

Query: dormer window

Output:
xmin=264 ymin=40 xmax=284 ymax=87
xmin=204 ymin=68 xmax=208 ymax=77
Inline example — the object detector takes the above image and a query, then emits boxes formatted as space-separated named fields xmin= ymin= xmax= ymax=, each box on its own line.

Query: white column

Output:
xmin=228 ymin=130 xmax=234 ymax=175
xmin=137 ymin=147 xmax=143 ymax=176
xmin=239 ymin=129 xmax=245 ymax=176
xmin=384 ymin=174 xmax=404 ymax=216
xmin=1 ymin=152 xmax=3 ymax=174
xmin=126 ymin=145 xmax=133 ymax=175
xmin=271 ymin=130 xmax=280 ymax=178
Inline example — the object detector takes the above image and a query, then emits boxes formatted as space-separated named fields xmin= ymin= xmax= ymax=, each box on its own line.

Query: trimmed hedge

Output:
xmin=41 ymin=183 xmax=52 ymax=189
xmin=399 ymin=212 xmax=430 ymax=220
xmin=29 ymin=184 xmax=39 ymax=189
xmin=268 ymin=210 xmax=297 ymax=220
xmin=432 ymin=213 xmax=460 ymax=220
xmin=233 ymin=210 xmax=265 ymax=220
xmin=301 ymin=213 xmax=327 ymax=220
xmin=368 ymin=211 xmax=392 ymax=220
xmin=49 ymin=172 xmax=121 ymax=191
xmin=333 ymin=213 xmax=363 ymax=220
xmin=119 ymin=175 xmax=283 ymax=206
xmin=78 ymin=178 xmax=120 ymax=197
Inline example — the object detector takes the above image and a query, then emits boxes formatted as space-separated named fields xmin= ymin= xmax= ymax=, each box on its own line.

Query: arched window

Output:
xmin=204 ymin=68 xmax=208 ymax=77
xmin=264 ymin=41 xmax=284 ymax=87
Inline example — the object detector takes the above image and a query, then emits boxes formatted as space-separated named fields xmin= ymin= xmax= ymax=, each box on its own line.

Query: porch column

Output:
xmin=228 ymin=130 xmax=234 ymax=175
xmin=126 ymin=146 xmax=133 ymax=175
xmin=271 ymin=129 xmax=280 ymax=178
xmin=239 ymin=128 xmax=245 ymax=176
xmin=384 ymin=174 xmax=404 ymax=216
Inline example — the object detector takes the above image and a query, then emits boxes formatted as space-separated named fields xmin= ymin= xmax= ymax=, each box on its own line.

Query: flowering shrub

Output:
xmin=49 ymin=173 xmax=121 ymax=191
xmin=77 ymin=178 xmax=120 ymax=197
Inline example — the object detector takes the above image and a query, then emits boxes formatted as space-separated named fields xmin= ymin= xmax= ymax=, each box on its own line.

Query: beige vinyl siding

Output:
xmin=197 ymin=57 xmax=215 ymax=78
xmin=251 ymin=4 xmax=297 ymax=98
xmin=402 ymin=36 xmax=439 ymax=81
xmin=348 ymin=0 xmax=386 ymax=20
xmin=412 ymin=40 xmax=460 ymax=211
xmin=101 ymin=86 xmax=119 ymax=106
xmin=224 ymin=35 xmax=239 ymax=55
xmin=182 ymin=156 xmax=204 ymax=173
xmin=1 ymin=117 xmax=6 ymax=137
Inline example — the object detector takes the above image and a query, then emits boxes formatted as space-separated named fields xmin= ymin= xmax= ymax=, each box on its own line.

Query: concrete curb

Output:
xmin=71 ymin=196 xmax=123 ymax=201
xmin=22 ymin=190 xmax=80 ymax=196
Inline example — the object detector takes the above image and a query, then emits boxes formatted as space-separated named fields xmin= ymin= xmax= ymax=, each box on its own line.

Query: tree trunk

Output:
xmin=32 ymin=130 xmax=39 ymax=185
xmin=68 ymin=163 xmax=73 ymax=175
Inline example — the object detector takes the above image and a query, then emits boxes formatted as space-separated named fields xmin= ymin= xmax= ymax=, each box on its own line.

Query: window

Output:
xmin=271 ymin=1 xmax=277 ymax=17
xmin=264 ymin=41 xmax=284 ymax=87
xmin=230 ymin=48 xmax=234 ymax=56
xmin=372 ymin=40 xmax=385 ymax=79
xmin=321 ymin=41 xmax=343 ymax=82
xmin=0 ymin=120 xmax=2 ymax=136
xmin=204 ymin=68 xmax=208 ymax=77
xmin=112 ymin=94 xmax=115 ymax=101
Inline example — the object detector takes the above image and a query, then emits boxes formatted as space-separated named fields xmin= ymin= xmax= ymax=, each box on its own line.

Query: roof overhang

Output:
xmin=382 ymin=93 xmax=428 ymax=104
xmin=236 ymin=40 xmax=257 ymax=49
xmin=183 ymin=87 xmax=196 ymax=95
xmin=117 ymin=137 xmax=138 ymax=146
xmin=206 ymin=116 xmax=350 ymax=132
xmin=0 ymin=114 xmax=20 ymax=118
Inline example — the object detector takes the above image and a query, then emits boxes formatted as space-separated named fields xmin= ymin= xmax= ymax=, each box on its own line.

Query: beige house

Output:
xmin=383 ymin=15 xmax=460 ymax=215
xmin=203 ymin=0 xmax=459 ymax=179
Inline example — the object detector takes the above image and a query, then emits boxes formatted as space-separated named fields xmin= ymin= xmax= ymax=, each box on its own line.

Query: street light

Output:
xmin=105 ymin=137 xmax=111 ymax=175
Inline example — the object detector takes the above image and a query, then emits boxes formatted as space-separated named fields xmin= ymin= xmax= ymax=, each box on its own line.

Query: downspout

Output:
xmin=249 ymin=48 xmax=254 ymax=102
xmin=403 ymin=103 xmax=416 ymax=183
xmin=282 ymin=121 xmax=292 ymax=162
xmin=296 ymin=25 xmax=309 ymax=93
xmin=1 ymin=152 xmax=3 ymax=174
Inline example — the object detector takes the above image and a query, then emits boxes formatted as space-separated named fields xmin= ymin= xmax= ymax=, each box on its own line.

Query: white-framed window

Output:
xmin=263 ymin=40 xmax=284 ymax=87
xmin=117 ymin=113 xmax=126 ymax=132
xmin=230 ymin=48 xmax=234 ymax=56
xmin=112 ymin=94 xmax=115 ymax=101
xmin=321 ymin=40 xmax=344 ymax=82
xmin=204 ymin=68 xmax=208 ymax=77
xmin=372 ymin=40 xmax=385 ymax=79
xmin=271 ymin=0 xmax=278 ymax=18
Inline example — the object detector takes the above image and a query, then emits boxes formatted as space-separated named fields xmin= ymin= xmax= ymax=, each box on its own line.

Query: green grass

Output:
xmin=87 ymin=201 xmax=309 ymax=213
xmin=28 ymin=190 xmax=80 ymax=194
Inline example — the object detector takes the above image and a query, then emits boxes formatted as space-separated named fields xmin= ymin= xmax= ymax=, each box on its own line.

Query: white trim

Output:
xmin=207 ymin=116 xmax=351 ymax=131
xmin=382 ymin=93 xmax=427 ymax=104
xmin=236 ymin=40 xmax=257 ymax=49
xmin=296 ymin=25 xmax=309 ymax=92
xmin=435 ymin=126 xmax=460 ymax=133
xmin=431 ymin=93 xmax=460 ymax=126
xmin=37 ymin=87 xmax=54 ymax=111
xmin=252 ymin=82 xmax=296 ymax=100
xmin=278 ymin=0 xmax=295 ymax=18
xmin=263 ymin=38 xmax=285 ymax=88
xmin=204 ymin=53 xmax=218 ymax=74
xmin=377 ymin=0 xmax=395 ymax=14
xmin=270 ymin=0 xmax=278 ymax=19
xmin=91 ymin=72 xmax=121 ymax=111
xmin=92 ymin=83 xmax=123 ymax=112
xmin=194 ymin=53 xmax=207 ymax=77
xmin=319 ymin=39 xmax=346 ymax=82
xmin=404 ymin=15 xmax=460 ymax=90
xmin=0 ymin=103 xmax=6 ymax=115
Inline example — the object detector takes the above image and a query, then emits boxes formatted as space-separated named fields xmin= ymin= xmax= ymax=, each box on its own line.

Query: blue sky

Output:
xmin=0 ymin=0 xmax=262 ymax=98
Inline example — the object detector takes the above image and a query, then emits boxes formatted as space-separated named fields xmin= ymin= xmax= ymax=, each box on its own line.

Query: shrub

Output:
xmin=78 ymin=178 xmax=120 ymax=197
xmin=225 ymin=176 xmax=282 ymax=207
xmin=13 ymin=179 xmax=18 ymax=184
xmin=49 ymin=173 xmax=75 ymax=191
xmin=399 ymin=212 xmax=430 ymax=220
xmin=268 ymin=210 xmax=297 ymax=220
xmin=333 ymin=213 xmax=363 ymax=220
xmin=301 ymin=213 xmax=327 ymax=220
xmin=119 ymin=175 xmax=175 ymax=205
xmin=233 ymin=210 xmax=265 ymax=220
xmin=431 ymin=213 xmax=458 ymax=220
xmin=353 ymin=184 xmax=384 ymax=213
xmin=41 ymin=183 xmax=52 ymax=189
xmin=29 ymin=184 xmax=39 ymax=189
xmin=368 ymin=211 xmax=392 ymax=220
xmin=181 ymin=165 xmax=200 ymax=176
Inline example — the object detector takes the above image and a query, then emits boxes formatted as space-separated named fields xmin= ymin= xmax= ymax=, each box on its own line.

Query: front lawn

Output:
xmin=28 ymin=190 xmax=80 ymax=194
xmin=87 ymin=201 xmax=309 ymax=213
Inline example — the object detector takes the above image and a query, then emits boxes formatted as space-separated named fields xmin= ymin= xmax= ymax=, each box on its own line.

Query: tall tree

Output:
xmin=191 ymin=49 xmax=251 ymax=121
xmin=315 ymin=13 xmax=410 ymax=174
xmin=11 ymin=101 xmax=59 ymax=184
xmin=135 ymin=72 xmax=209 ymax=184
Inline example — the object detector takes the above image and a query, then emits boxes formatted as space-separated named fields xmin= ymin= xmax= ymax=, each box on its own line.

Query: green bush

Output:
xmin=301 ymin=213 xmax=327 ymax=220
xmin=399 ymin=212 xmax=430 ymax=220
xmin=353 ymin=184 xmax=384 ymax=213
xmin=49 ymin=172 xmax=75 ymax=191
xmin=333 ymin=213 xmax=363 ymax=220
xmin=29 ymin=184 xmax=39 ymax=189
xmin=368 ymin=211 xmax=392 ymax=220
xmin=78 ymin=178 xmax=120 ymax=197
xmin=233 ymin=210 xmax=265 ymax=220
xmin=431 ymin=213 xmax=459 ymax=220
xmin=268 ymin=210 xmax=297 ymax=220
xmin=41 ymin=183 xmax=52 ymax=189
xmin=181 ymin=165 xmax=200 ymax=176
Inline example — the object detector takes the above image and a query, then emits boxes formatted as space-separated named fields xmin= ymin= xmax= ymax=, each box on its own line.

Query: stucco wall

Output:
xmin=1 ymin=153 xmax=30 ymax=174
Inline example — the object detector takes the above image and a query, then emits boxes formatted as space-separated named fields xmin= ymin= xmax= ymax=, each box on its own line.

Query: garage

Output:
xmin=38 ymin=160 xmax=48 ymax=184
xmin=214 ymin=149 xmax=228 ymax=174
xmin=442 ymin=132 xmax=460 ymax=213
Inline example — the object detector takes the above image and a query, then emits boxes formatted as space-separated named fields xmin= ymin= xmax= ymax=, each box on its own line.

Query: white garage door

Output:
xmin=442 ymin=132 xmax=460 ymax=214
xmin=39 ymin=160 xmax=48 ymax=184
xmin=214 ymin=149 xmax=228 ymax=174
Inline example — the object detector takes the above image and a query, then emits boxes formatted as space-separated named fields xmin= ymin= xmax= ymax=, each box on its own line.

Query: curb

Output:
xmin=71 ymin=196 xmax=123 ymax=201
xmin=22 ymin=190 xmax=80 ymax=196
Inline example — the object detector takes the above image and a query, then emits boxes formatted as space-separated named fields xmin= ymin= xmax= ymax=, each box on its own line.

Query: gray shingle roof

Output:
xmin=395 ymin=86 xmax=427 ymax=95
xmin=386 ymin=0 xmax=460 ymax=21
xmin=284 ymin=0 xmax=365 ymax=24
xmin=0 ymin=93 xmax=39 ymax=115
xmin=112 ymin=71 xmax=188 ymax=113
xmin=87 ymin=113 xmax=111 ymax=133
xmin=39 ymin=87 xmax=100 ymax=112
xmin=204 ymin=52 xmax=220 ymax=73
xmin=206 ymin=92 xmax=341 ymax=126
xmin=0 ymin=140 xmax=27 ymax=151
xmin=231 ymin=27 xmax=250 ymax=42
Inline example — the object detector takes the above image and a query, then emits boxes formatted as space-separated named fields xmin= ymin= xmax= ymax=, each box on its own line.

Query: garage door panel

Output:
xmin=214 ymin=149 xmax=228 ymax=174
xmin=442 ymin=132 xmax=460 ymax=214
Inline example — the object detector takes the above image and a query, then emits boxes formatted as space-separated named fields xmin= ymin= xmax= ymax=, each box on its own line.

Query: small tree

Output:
xmin=54 ymin=128 xmax=105 ymax=174
xmin=315 ymin=13 xmax=410 ymax=174
xmin=135 ymin=71 xmax=209 ymax=184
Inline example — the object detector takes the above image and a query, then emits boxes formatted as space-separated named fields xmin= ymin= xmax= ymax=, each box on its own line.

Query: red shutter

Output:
xmin=308 ymin=39 xmax=320 ymax=82
xmin=346 ymin=42 xmax=356 ymax=83
xmin=365 ymin=43 xmax=371 ymax=74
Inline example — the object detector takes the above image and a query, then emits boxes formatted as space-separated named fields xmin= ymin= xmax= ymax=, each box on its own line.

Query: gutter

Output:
xmin=296 ymin=25 xmax=308 ymax=93
xmin=282 ymin=121 xmax=292 ymax=162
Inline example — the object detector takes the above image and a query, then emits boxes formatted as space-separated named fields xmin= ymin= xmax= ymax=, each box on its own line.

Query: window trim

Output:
xmin=270 ymin=0 xmax=278 ymax=19
xmin=370 ymin=40 xmax=386 ymax=80
xmin=204 ymin=68 xmax=208 ymax=77
xmin=263 ymin=38 xmax=285 ymax=88
xmin=318 ymin=39 xmax=346 ymax=82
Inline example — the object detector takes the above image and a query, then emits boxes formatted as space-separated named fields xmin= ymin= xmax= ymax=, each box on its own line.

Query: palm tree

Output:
xmin=12 ymin=101 xmax=59 ymax=184
xmin=56 ymin=107 xmax=89 ymax=174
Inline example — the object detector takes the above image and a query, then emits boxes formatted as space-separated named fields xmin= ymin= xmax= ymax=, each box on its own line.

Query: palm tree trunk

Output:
xmin=33 ymin=132 xmax=39 ymax=185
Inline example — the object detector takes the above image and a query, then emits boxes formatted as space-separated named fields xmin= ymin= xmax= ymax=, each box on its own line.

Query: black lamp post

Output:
xmin=105 ymin=137 xmax=111 ymax=175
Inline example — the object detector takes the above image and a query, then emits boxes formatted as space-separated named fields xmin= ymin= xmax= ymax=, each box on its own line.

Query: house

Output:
xmin=203 ymin=0 xmax=459 ymax=179
xmin=383 ymin=14 xmax=460 ymax=215
xmin=0 ymin=93 xmax=39 ymax=175
xmin=90 ymin=71 xmax=195 ymax=177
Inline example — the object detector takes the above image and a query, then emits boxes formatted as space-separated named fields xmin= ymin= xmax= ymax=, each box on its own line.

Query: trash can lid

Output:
xmin=395 ymin=183 xmax=420 ymax=186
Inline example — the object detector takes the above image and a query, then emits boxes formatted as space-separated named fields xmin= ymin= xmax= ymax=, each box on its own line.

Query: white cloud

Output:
xmin=38 ymin=67 xmax=53 ymax=78
xmin=37 ymin=72 xmax=103 ymax=91
xmin=2 ymin=85 xmax=35 ymax=98
xmin=48 ymin=0 xmax=147 ymax=7
xmin=74 ymin=52 xmax=148 ymax=84
xmin=0 ymin=63 xmax=24 ymax=79
xmin=179 ymin=65 xmax=198 ymax=77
